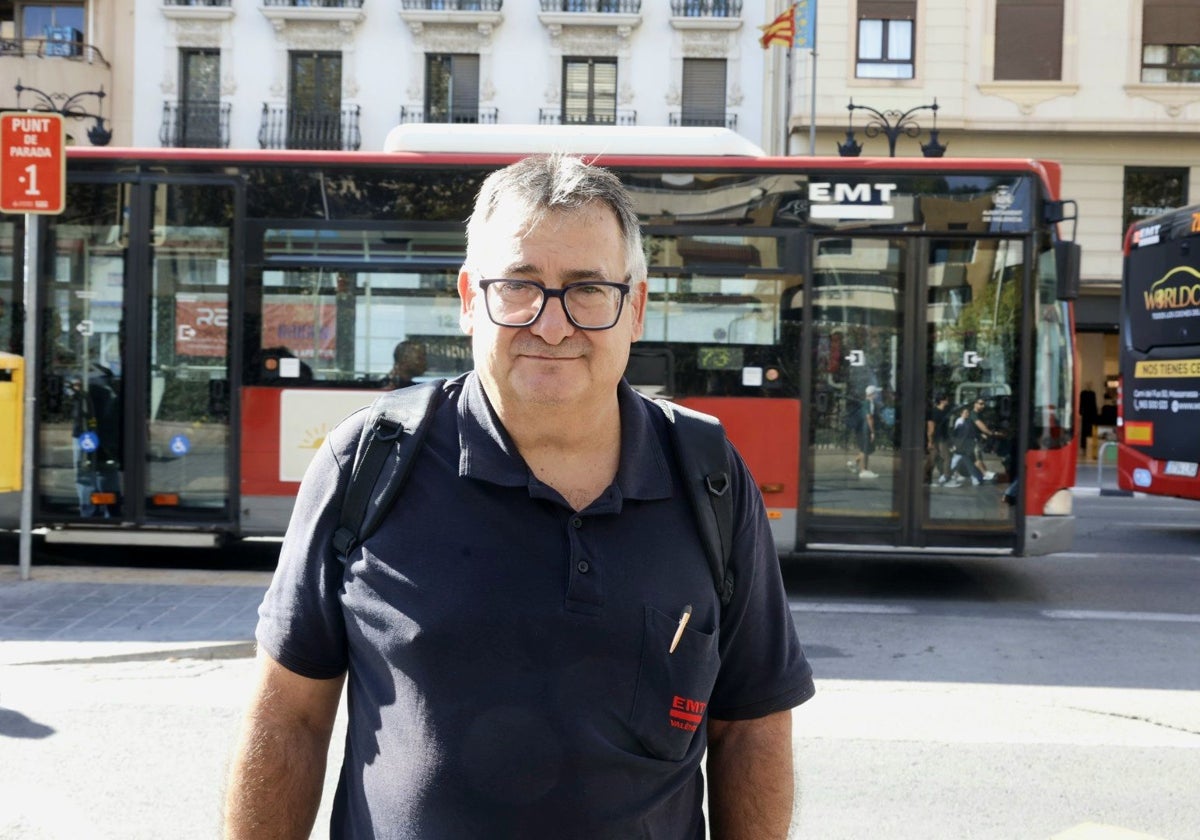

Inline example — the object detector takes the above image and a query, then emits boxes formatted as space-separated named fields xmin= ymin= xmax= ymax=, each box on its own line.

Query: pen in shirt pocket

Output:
xmin=668 ymin=604 xmax=693 ymax=654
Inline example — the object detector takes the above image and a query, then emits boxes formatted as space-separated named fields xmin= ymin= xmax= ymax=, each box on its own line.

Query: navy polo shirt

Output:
xmin=257 ymin=372 xmax=814 ymax=839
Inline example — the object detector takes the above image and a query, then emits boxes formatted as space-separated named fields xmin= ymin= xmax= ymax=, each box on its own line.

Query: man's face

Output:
xmin=458 ymin=200 xmax=647 ymax=411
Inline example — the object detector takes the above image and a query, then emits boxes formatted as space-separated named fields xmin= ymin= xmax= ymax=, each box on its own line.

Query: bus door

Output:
xmin=38 ymin=176 xmax=239 ymax=540
xmin=803 ymin=235 xmax=1021 ymax=550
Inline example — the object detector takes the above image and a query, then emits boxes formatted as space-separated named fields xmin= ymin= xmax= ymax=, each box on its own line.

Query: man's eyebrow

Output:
xmin=493 ymin=265 xmax=615 ymax=283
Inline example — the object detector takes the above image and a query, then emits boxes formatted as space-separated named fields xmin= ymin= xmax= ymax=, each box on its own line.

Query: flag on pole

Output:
xmin=794 ymin=0 xmax=817 ymax=50
xmin=759 ymin=4 xmax=796 ymax=50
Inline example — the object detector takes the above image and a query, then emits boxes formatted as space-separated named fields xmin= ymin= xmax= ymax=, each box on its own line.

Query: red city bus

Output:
xmin=0 ymin=126 xmax=1079 ymax=556
xmin=1118 ymin=204 xmax=1200 ymax=499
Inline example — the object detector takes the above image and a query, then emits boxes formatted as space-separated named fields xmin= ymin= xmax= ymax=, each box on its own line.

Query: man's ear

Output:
xmin=458 ymin=268 xmax=476 ymax=335
xmin=628 ymin=278 xmax=648 ymax=343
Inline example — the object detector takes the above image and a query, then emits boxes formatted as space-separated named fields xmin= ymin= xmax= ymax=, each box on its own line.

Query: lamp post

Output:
xmin=836 ymin=98 xmax=947 ymax=158
xmin=13 ymin=81 xmax=112 ymax=146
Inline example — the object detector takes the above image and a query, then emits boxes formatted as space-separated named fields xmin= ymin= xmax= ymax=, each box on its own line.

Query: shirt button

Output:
xmin=571 ymin=516 xmax=583 ymax=529
xmin=577 ymin=560 xmax=590 ymax=574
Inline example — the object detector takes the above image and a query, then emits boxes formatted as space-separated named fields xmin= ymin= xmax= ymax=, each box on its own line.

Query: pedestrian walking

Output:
xmin=849 ymin=384 xmax=880 ymax=478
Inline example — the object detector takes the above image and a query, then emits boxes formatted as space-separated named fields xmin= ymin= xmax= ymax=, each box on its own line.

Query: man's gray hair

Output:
xmin=465 ymin=154 xmax=647 ymax=282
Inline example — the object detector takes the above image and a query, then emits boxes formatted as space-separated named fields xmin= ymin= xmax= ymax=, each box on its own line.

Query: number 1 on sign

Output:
xmin=23 ymin=163 xmax=40 ymax=196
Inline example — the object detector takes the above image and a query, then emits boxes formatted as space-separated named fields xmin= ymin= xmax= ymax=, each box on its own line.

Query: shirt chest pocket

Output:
xmin=628 ymin=605 xmax=720 ymax=762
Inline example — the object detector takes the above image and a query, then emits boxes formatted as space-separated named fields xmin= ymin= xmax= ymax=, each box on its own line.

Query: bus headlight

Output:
xmin=1043 ymin=489 xmax=1073 ymax=516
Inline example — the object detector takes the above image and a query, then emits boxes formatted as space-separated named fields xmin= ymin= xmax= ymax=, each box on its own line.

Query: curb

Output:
xmin=1 ymin=640 xmax=257 ymax=667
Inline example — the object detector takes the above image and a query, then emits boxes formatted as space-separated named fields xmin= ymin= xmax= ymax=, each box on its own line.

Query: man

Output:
xmin=225 ymin=154 xmax=814 ymax=839
xmin=949 ymin=399 xmax=995 ymax=486
xmin=927 ymin=393 xmax=958 ymax=488
xmin=968 ymin=397 xmax=998 ymax=482
xmin=382 ymin=338 xmax=427 ymax=389
xmin=849 ymin=384 xmax=879 ymax=479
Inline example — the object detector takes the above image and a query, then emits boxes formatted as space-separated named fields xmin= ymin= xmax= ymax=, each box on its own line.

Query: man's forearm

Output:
xmin=706 ymin=710 xmax=795 ymax=840
xmin=224 ymin=712 xmax=331 ymax=839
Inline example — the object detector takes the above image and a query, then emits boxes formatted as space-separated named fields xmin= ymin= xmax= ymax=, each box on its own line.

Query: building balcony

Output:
xmin=398 ymin=0 xmax=503 ymax=27
xmin=538 ymin=0 xmax=641 ymax=37
xmin=161 ymin=100 xmax=232 ymax=148
xmin=161 ymin=0 xmax=235 ymax=22
xmin=539 ymin=107 xmax=637 ymax=126
xmin=669 ymin=111 xmax=737 ymax=130
xmin=668 ymin=0 xmax=742 ymax=31
xmin=399 ymin=0 xmax=502 ymax=7
xmin=260 ymin=0 xmax=364 ymax=29
xmin=669 ymin=0 xmax=740 ymax=17
xmin=399 ymin=106 xmax=499 ymax=124
xmin=258 ymin=104 xmax=362 ymax=150
xmin=538 ymin=0 xmax=640 ymax=10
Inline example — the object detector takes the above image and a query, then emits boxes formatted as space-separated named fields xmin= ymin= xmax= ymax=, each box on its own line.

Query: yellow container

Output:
xmin=0 ymin=352 xmax=24 ymax=492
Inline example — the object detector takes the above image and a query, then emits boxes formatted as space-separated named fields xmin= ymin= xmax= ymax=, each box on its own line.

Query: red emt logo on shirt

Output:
xmin=670 ymin=695 xmax=707 ymax=732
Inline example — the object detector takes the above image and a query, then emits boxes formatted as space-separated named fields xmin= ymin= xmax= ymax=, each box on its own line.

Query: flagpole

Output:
xmin=760 ymin=1 xmax=799 ymax=156
xmin=784 ymin=44 xmax=793 ymax=155
xmin=808 ymin=1 xmax=818 ymax=155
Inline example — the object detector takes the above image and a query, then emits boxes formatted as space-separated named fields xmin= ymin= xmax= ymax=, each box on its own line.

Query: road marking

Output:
xmin=790 ymin=601 xmax=916 ymax=615
xmin=1081 ymin=520 xmax=1200 ymax=529
xmin=1043 ymin=609 xmax=1200 ymax=624
xmin=1050 ymin=822 xmax=1167 ymax=840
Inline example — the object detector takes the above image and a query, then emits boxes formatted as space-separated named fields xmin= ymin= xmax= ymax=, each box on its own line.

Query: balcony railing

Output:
xmin=399 ymin=106 xmax=499 ymax=124
xmin=670 ymin=112 xmax=738 ymax=131
xmin=669 ymin=0 xmax=741 ymax=16
xmin=399 ymin=0 xmax=502 ymax=9
xmin=160 ymin=101 xmax=231 ymax=148
xmin=538 ymin=0 xmax=640 ymax=12
xmin=258 ymin=104 xmax=362 ymax=150
xmin=162 ymin=0 xmax=232 ymax=6
xmin=261 ymin=0 xmax=363 ymax=7
xmin=0 ymin=36 xmax=109 ymax=64
xmin=539 ymin=107 xmax=637 ymax=126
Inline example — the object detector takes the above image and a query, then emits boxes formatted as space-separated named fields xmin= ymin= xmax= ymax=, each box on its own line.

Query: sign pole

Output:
xmin=2 ymin=112 xmax=67 ymax=580
xmin=19 ymin=214 xmax=40 ymax=580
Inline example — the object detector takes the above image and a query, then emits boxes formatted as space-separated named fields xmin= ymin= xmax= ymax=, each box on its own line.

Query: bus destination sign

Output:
xmin=0 ymin=113 xmax=66 ymax=215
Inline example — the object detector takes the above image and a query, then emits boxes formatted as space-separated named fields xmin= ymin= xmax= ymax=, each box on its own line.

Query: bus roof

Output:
xmin=383 ymin=123 xmax=767 ymax=158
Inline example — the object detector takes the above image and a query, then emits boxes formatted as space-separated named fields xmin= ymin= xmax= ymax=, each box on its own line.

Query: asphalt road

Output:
xmin=781 ymin=488 xmax=1200 ymax=839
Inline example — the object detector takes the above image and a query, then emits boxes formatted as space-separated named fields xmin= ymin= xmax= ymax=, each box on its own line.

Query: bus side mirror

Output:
xmin=1055 ymin=241 xmax=1080 ymax=301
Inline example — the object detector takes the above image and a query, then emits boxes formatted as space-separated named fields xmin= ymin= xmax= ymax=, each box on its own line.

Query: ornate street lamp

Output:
xmin=836 ymin=98 xmax=947 ymax=158
xmin=13 ymin=81 xmax=112 ymax=146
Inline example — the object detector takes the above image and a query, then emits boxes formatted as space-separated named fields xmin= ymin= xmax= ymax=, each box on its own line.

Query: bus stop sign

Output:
xmin=0 ymin=113 xmax=66 ymax=215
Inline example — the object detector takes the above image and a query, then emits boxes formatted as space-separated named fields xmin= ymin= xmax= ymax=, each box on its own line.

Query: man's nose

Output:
xmin=530 ymin=294 xmax=575 ymax=343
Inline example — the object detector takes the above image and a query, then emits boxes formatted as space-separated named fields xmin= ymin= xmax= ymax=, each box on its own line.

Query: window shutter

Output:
xmin=564 ymin=59 xmax=591 ymax=122
xmin=858 ymin=1 xmax=915 ymax=19
xmin=1143 ymin=1 xmax=1200 ymax=45
xmin=451 ymin=55 xmax=480 ymax=119
xmin=994 ymin=0 xmax=1063 ymax=81
xmin=682 ymin=59 xmax=726 ymax=125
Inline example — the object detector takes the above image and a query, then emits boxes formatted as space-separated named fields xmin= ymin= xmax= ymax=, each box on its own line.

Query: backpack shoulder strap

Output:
xmin=332 ymin=379 xmax=445 ymax=560
xmin=655 ymin=399 xmax=735 ymax=607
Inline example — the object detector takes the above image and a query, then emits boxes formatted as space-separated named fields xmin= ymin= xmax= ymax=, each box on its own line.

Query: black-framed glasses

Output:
xmin=479 ymin=279 xmax=631 ymax=331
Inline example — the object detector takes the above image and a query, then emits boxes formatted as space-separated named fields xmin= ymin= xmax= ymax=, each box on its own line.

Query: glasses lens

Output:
xmin=485 ymin=280 xmax=543 ymax=326
xmin=564 ymin=284 xmax=624 ymax=329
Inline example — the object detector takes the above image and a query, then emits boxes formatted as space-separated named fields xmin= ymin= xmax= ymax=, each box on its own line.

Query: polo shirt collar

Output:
xmin=457 ymin=373 xmax=673 ymax=503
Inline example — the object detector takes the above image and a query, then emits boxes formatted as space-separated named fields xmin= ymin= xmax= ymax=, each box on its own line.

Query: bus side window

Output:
xmin=208 ymin=378 xmax=230 ymax=418
xmin=247 ymin=347 xmax=313 ymax=385
xmin=625 ymin=347 xmax=675 ymax=398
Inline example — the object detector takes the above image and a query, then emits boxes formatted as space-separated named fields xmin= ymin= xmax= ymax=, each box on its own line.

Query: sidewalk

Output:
xmin=0 ymin=458 xmax=1117 ymax=668
xmin=1075 ymin=449 xmax=1131 ymax=496
xmin=0 ymin=565 xmax=271 ymax=666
